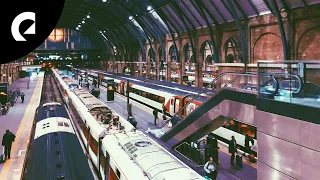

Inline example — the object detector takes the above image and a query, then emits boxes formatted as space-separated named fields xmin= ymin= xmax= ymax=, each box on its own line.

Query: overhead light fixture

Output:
xmin=99 ymin=31 xmax=102 ymax=33
xmin=76 ymin=27 xmax=79 ymax=30
xmin=147 ymin=5 xmax=152 ymax=11
xmin=103 ymin=30 xmax=106 ymax=33
xmin=78 ymin=24 xmax=81 ymax=27
xmin=129 ymin=16 xmax=133 ymax=20
xmin=102 ymin=0 xmax=106 ymax=2
xmin=82 ymin=20 xmax=85 ymax=23
xmin=87 ymin=15 xmax=90 ymax=18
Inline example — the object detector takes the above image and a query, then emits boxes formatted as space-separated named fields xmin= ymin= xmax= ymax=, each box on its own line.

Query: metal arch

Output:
xmin=232 ymin=0 xmax=248 ymax=18
xmin=147 ymin=1 xmax=179 ymax=64
xmin=171 ymin=2 xmax=196 ymax=30
xmin=58 ymin=14 xmax=114 ymax=49
xmin=225 ymin=0 xmax=249 ymax=71
xmin=280 ymin=0 xmax=291 ymax=10
xmin=141 ymin=15 xmax=167 ymax=69
xmin=59 ymin=12 xmax=137 ymax=46
xmin=192 ymin=0 xmax=218 ymax=63
xmin=270 ymin=0 xmax=290 ymax=60
xmin=172 ymin=3 xmax=197 ymax=65
xmin=125 ymin=23 xmax=147 ymax=63
xmin=263 ymin=0 xmax=276 ymax=15
xmin=180 ymin=0 xmax=203 ymax=28
xmin=161 ymin=6 xmax=184 ymax=32
xmin=197 ymin=0 xmax=219 ymax=25
xmin=108 ymin=0 xmax=156 ymax=56
xmin=248 ymin=0 xmax=260 ymax=16
xmin=208 ymin=0 xmax=227 ymax=23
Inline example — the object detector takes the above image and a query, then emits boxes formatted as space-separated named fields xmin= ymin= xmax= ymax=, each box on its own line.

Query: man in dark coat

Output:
xmin=153 ymin=109 xmax=158 ymax=126
xmin=244 ymin=133 xmax=254 ymax=156
xmin=228 ymin=136 xmax=237 ymax=166
xmin=2 ymin=130 xmax=15 ymax=159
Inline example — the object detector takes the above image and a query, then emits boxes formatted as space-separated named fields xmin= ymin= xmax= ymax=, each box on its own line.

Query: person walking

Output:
xmin=20 ymin=92 xmax=25 ymax=103
xmin=2 ymin=130 xmax=16 ymax=160
xmin=153 ymin=109 xmax=158 ymax=126
xmin=228 ymin=136 xmax=237 ymax=166
xmin=244 ymin=133 xmax=254 ymax=156
xmin=162 ymin=104 xmax=167 ymax=121
xmin=204 ymin=157 xmax=217 ymax=180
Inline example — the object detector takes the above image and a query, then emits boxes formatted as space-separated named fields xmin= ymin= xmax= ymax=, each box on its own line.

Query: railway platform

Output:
xmin=61 ymin=70 xmax=257 ymax=180
xmin=0 ymin=72 xmax=44 ymax=180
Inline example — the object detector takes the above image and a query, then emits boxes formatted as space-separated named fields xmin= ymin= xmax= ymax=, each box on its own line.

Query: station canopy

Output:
xmin=57 ymin=0 xmax=319 ymax=48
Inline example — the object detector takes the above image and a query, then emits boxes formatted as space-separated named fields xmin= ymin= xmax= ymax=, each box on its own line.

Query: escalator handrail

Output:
xmin=223 ymin=73 xmax=257 ymax=88
xmin=260 ymin=72 xmax=303 ymax=95
xmin=159 ymin=72 xmax=258 ymax=129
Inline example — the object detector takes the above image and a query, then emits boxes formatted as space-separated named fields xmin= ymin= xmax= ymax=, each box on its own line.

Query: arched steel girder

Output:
xmin=192 ymin=0 xmax=219 ymax=63
xmin=55 ymin=24 xmax=111 ymax=61
xmin=148 ymin=0 xmax=181 ymax=63
xmin=102 ymin=0 xmax=158 ymax=60
xmin=225 ymin=0 xmax=249 ymax=71
xmin=59 ymin=12 xmax=140 ymax=48
xmin=171 ymin=2 xmax=197 ymax=64
xmin=60 ymin=9 xmax=139 ymax=46
xmin=269 ymin=0 xmax=291 ymax=60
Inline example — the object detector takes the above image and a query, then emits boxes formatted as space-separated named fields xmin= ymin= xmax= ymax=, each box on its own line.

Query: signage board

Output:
xmin=0 ymin=83 xmax=8 ymax=104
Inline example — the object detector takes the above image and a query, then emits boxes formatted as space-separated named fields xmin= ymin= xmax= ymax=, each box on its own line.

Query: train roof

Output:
xmin=37 ymin=102 xmax=69 ymax=121
xmin=34 ymin=117 xmax=75 ymax=139
xmin=72 ymin=89 xmax=108 ymax=111
xmin=26 ymin=128 xmax=94 ymax=180
xmin=102 ymin=131 xmax=202 ymax=180
xmin=84 ymin=70 xmax=212 ymax=102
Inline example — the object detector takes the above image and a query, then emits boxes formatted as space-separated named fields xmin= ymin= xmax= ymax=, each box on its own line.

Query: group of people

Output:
xmin=203 ymin=134 xmax=254 ymax=180
xmin=152 ymin=104 xmax=167 ymax=127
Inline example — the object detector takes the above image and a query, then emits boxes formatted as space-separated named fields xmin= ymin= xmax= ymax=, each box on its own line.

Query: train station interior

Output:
xmin=0 ymin=0 xmax=319 ymax=180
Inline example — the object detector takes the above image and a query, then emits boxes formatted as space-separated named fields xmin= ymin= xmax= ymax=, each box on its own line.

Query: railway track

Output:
xmin=42 ymin=73 xmax=63 ymax=104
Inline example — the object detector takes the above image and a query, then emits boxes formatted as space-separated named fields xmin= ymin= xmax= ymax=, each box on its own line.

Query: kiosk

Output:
xmin=106 ymin=79 xmax=114 ymax=101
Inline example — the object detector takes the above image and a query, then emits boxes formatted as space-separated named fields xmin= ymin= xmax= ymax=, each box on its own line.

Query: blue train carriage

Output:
xmin=24 ymin=102 xmax=95 ymax=180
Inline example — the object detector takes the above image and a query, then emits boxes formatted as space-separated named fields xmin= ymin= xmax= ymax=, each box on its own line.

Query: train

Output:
xmin=52 ymin=68 xmax=204 ymax=180
xmin=23 ymin=73 xmax=94 ymax=180
xmin=71 ymin=68 xmax=258 ymax=152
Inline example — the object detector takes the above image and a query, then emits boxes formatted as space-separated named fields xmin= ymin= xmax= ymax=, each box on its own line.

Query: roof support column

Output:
xmin=270 ymin=0 xmax=291 ymax=60
xmin=225 ymin=0 xmax=249 ymax=71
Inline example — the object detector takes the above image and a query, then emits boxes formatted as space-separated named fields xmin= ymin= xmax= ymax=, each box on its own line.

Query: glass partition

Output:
xmin=258 ymin=60 xmax=320 ymax=108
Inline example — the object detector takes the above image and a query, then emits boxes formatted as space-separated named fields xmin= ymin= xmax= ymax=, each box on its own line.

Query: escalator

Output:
xmin=158 ymin=72 xmax=303 ymax=148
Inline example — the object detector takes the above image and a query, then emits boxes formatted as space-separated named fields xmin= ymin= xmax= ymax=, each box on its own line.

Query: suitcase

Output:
xmin=0 ymin=146 xmax=5 ymax=163
xmin=236 ymin=154 xmax=243 ymax=167
xmin=248 ymin=154 xmax=256 ymax=163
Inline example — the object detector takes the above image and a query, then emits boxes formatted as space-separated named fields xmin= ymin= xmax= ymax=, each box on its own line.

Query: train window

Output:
xmin=58 ymin=122 xmax=63 ymax=126
xmin=159 ymin=97 xmax=165 ymax=104
xmin=64 ymin=122 xmax=69 ymax=127
xmin=223 ymin=120 xmax=257 ymax=139
xmin=142 ymin=92 xmax=146 ymax=97
xmin=116 ymin=169 xmax=121 ymax=178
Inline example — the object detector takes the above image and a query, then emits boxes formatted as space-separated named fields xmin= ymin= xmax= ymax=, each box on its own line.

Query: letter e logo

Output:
xmin=11 ymin=12 xmax=36 ymax=41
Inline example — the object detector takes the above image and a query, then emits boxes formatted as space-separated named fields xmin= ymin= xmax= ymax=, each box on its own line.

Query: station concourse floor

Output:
xmin=0 ymin=72 xmax=44 ymax=180
xmin=62 ymin=70 xmax=257 ymax=180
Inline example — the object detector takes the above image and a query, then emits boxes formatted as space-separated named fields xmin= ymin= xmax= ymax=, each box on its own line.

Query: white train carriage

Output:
xmin=100 ymin=128 xmax=203 ymax=180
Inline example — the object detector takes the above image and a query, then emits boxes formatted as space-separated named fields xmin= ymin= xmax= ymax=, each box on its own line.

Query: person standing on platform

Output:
xmin=228 ymin=136 xmax=237 ymax=166
xmin=204 ymin=157 xmax=217 ymax=180
xmin=162 ymin=104 xmax=167 ymax=121
xmin=244 ymin=133 xmax=254 ymax=156
xmin=2 ymin=130 xmax=15 ymax=160
xmin=153 ymin=109 xmax=158 ymax=126
xmin=20 ymin=92 xmax=25 ymax=103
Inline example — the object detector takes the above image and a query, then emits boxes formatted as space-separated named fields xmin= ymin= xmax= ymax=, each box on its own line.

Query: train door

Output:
xmin=104 ymin=151 xmax=110 ymax=180
xmin=174 ymin=98 xmax=180 ymax=114
xmin=120 ymin=82 xmax=125 ymax=95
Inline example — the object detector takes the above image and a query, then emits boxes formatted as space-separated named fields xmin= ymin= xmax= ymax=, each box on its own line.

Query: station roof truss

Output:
xmin=57 ymin=0 xmax=319 ymax=53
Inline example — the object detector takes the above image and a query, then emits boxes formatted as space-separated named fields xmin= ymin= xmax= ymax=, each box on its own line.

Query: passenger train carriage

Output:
xmin=24 ymin=102 xmax=94 ymax=180
xmin=52 ymin=68 xmax=204 ymax=180
xmin=72 ymin=68 xmax=258 ymax=152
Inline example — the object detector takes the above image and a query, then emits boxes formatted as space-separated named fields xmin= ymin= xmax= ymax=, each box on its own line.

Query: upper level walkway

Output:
xmin=0 ymin=72 xmax=44 ymax=180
